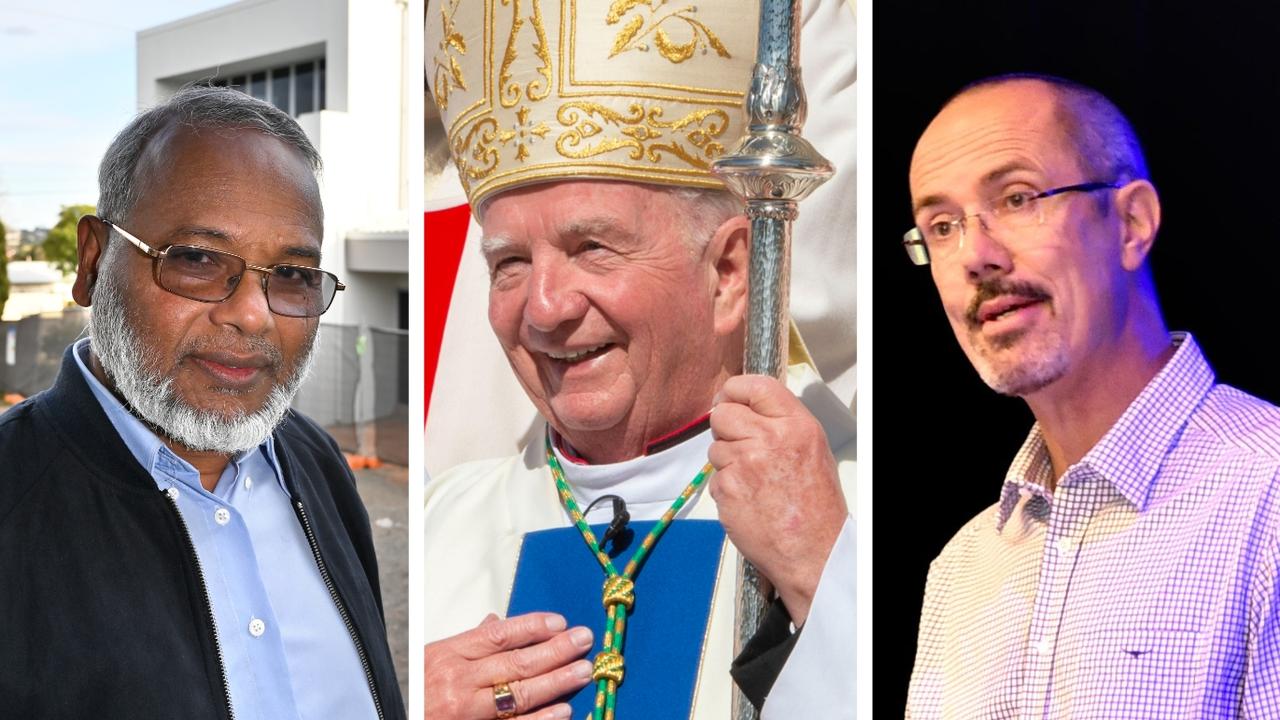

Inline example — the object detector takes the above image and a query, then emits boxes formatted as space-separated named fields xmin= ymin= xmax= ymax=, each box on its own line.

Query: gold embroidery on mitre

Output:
xmin=555 ymin=101 xmax=730 ymax=169
xmin=453 ymin=117 xmax=501 ymax=194
xmin=431 ymin=0 xmax=468 ymax=111
xmin=429 ymin=0 xmax=758 ymax=208
xmin=605 ymin=0 xmax=731 ymax=63
xmin=497 ymin=105 xmax=551 ymax=161
xmin=498 ymin=0 xmax=554 ymax=109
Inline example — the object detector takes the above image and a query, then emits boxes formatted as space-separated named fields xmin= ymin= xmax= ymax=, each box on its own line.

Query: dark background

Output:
xmin=872 ymin=2 xmax=1280 ymax=714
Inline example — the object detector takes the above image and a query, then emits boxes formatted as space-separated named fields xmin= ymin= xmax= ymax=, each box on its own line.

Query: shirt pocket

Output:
xmin=1076 ymin=628 xmax=1206 ymax=719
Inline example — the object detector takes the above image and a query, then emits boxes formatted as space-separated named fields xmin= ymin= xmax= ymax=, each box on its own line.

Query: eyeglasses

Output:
xmin=902 ymin=181 xmax=1121 ymax=266
xmin=100 ymin=218 xmax=345 ymax=317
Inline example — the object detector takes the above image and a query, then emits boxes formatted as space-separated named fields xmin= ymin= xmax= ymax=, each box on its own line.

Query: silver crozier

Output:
xmin=711 ymin=0 xmax=834 ymax=717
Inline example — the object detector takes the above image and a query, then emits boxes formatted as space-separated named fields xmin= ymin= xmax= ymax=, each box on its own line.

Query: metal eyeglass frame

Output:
xmin=902 ymin=181 xmax=1122 ymax=266
xmin=98 ymin=216 xmax=345 ymax=317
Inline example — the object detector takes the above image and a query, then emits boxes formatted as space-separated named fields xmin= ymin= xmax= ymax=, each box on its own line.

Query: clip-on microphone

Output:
xmin=584 ymin=494 xmax=631 ymax=549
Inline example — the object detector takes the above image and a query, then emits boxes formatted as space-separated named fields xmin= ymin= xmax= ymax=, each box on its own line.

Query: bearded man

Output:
xmin=0 ymin=85 xmax=405 ymax=720
xmin=424 ymin=2 xmax=855 ymax=719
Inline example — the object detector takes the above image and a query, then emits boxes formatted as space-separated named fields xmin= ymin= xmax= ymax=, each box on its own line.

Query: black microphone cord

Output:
xmin=584 ymin=494 xmax=631 ymax=548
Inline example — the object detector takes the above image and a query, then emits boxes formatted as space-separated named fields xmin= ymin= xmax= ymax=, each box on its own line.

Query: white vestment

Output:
xmin=424 ymin=364 xmax=855 ymax=718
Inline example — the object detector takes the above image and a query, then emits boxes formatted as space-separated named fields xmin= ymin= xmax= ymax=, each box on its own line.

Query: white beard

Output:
xmin=967 ymin=326 xmax=1068 ymax=397
xmin=88 ymin=258 xmax=316 ymax=455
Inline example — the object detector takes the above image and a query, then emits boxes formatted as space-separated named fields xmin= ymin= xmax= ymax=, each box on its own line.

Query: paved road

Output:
xmin=354 ymin=463 xmax=409 ymax=704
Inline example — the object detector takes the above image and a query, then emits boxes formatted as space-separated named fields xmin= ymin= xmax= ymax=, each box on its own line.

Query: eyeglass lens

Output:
xmin=159 ymin=245 xmax=337 ymax=317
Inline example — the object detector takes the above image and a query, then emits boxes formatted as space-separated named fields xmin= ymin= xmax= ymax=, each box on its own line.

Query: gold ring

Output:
xmin=493 ymin=682 xmax=517 ymax=719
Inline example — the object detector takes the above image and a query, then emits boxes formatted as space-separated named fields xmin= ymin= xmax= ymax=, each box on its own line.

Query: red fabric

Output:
xmin=424 ymin=204 xmax=471 ymax=425
xmin=551 ymin=413 xmax=714 ymax=464
xmin=644 ymin=413 xmax=713 ymax=455
xmin=551 ymin=427 xmax=590 ymax=465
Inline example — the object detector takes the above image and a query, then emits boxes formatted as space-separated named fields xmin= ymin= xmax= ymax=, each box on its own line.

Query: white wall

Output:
xmin=344 ymin=272 xmax=404 ymax=331
xmin=4 ymin=262 xmax=75 ymax=322
xmin=345 ymin=0 xmax=408 ymax=222
xmin=135 ymin=0 xmax=410 ymax=330
xmin=137 ymin=0 xmax=348 ymax=110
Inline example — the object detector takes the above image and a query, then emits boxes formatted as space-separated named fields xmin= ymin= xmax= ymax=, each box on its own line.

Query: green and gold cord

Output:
xmin=545 ymin=431 xmax=713 ymax=720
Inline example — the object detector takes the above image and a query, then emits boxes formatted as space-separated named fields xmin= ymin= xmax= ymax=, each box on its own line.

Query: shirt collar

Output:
xmin=548 ymin=422 xmax=713 ymax=513
xmin=995 ymin=332 xmax=1214 ymax=530
xmin=995 ymin=426 xmax=1056 ymax=532
xmin=552 ymin=413 xmax=713 ymax=465
xmin=72 ymin=337 xmax=277 ymax=491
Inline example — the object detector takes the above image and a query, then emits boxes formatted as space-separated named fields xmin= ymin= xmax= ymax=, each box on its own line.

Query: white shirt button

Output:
xmin=1034 ymin=637 xmax=1052 ymax=655
xmin=244 ymin=476 xmax=253 ymax=490
xmin=1055 ymin=537 xmax=1075 ymax=556
xmin=214 ymin=508 xmax=231 ymax=526
xmin=166 ymin=487 xmax=179 ymax=501
xmin=248 ymin=618 xmax=266 ymax=637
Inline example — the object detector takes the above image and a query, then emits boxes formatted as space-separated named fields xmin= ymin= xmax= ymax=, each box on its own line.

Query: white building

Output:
xmin=3 ymin=261 xmax=75 ymax=322
xmin=137 ymin=0 xmax=412 ymax=331
xmin=3 ymin=228 xmax=19 ymax=257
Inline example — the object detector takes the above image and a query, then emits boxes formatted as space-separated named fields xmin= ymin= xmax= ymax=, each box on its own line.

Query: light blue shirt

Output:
xmin=73 ymin=338 xmax=379 ymax=720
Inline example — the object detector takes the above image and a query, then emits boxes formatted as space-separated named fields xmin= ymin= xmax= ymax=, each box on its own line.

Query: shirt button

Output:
xmin=244 ymin=476 xmax=253 ymax=490
xmin=248 ymin=618 xmax=266 ymax=637
xmin=166 ymin=487 xmax=180 ymax=501
xmin=1034 ymin=637 xmax=1052 ymax=655
xmin=1055 ymin=537 xmax=1075 ymax=556
xmin=214 ymin=508 xmax=231 ymax=526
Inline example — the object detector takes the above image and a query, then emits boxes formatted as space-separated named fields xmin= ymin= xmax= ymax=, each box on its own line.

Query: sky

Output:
xmin=0 ymin=1 xmax=231 ymax=230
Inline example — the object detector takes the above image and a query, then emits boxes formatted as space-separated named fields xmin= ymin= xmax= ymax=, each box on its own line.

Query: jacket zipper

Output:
xmin=293 ymin=499 xmax=386 ymax=720
xmin=164 ymin=489 xmax=236 ymax=720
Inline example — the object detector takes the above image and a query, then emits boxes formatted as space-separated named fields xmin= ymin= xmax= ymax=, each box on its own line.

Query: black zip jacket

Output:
xmin=0 ymin=346 xmax=406 ymax=719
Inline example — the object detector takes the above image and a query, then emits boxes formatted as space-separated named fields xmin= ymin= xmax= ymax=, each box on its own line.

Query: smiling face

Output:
xmin=80 ymin=124 xmax=323 ymax=452
xmin=909 ymin=80 xmax=1132 ymax=397
xmin=482 ymin=181 xmax=747 ymax=461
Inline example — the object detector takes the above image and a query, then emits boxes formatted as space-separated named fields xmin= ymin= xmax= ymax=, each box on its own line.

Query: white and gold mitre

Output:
xmin=428 ymin=0 xmax=759 ymax=209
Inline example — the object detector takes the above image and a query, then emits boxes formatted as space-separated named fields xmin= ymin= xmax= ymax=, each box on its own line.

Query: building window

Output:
xmin=248 ymin=71 xmax=267 ymax=100
xmin=319 ymin=59 xmax=327 ymax=111
xmin=215 ymin=59 xmax=326 ymax=118
xmin=271 ymin=66 xmax=291 ymax=112
xmin=295 ymin=61 xmax=316 ymax=114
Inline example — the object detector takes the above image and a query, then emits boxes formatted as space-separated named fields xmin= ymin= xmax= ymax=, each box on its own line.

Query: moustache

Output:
xmin=965 ymin=279 xmax=1052 ymax=327
xmin=177 ymin=333 xmax=286 ymax=370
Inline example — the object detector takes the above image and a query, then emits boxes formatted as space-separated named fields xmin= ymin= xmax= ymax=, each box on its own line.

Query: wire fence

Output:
xmin=370 ymin=327 xmax=409 ymax=467
xmin=0 ymin=308 xmax=88 ymax=398
xmin=0 ymin=309 xmax=408 ymax=466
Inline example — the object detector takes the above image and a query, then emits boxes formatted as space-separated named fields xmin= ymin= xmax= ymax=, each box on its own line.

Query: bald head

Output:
xmin=941 ymin=75 xmax=1148 ymax=186
xmin=907 ymin=74 xmax=1166 ymax=402
xmin=98 ymin=84 xmax=323 ymax=230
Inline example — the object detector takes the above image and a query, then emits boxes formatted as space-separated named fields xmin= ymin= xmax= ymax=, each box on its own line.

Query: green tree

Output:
xmin=0 ymin=216 xmax=9 ymax=320
xmin=43 ymin=204 xmax=94 ymax=274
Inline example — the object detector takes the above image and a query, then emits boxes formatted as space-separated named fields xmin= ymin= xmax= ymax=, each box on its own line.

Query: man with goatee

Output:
xmin=903 ymin=74 xmax=1280 ymax=718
